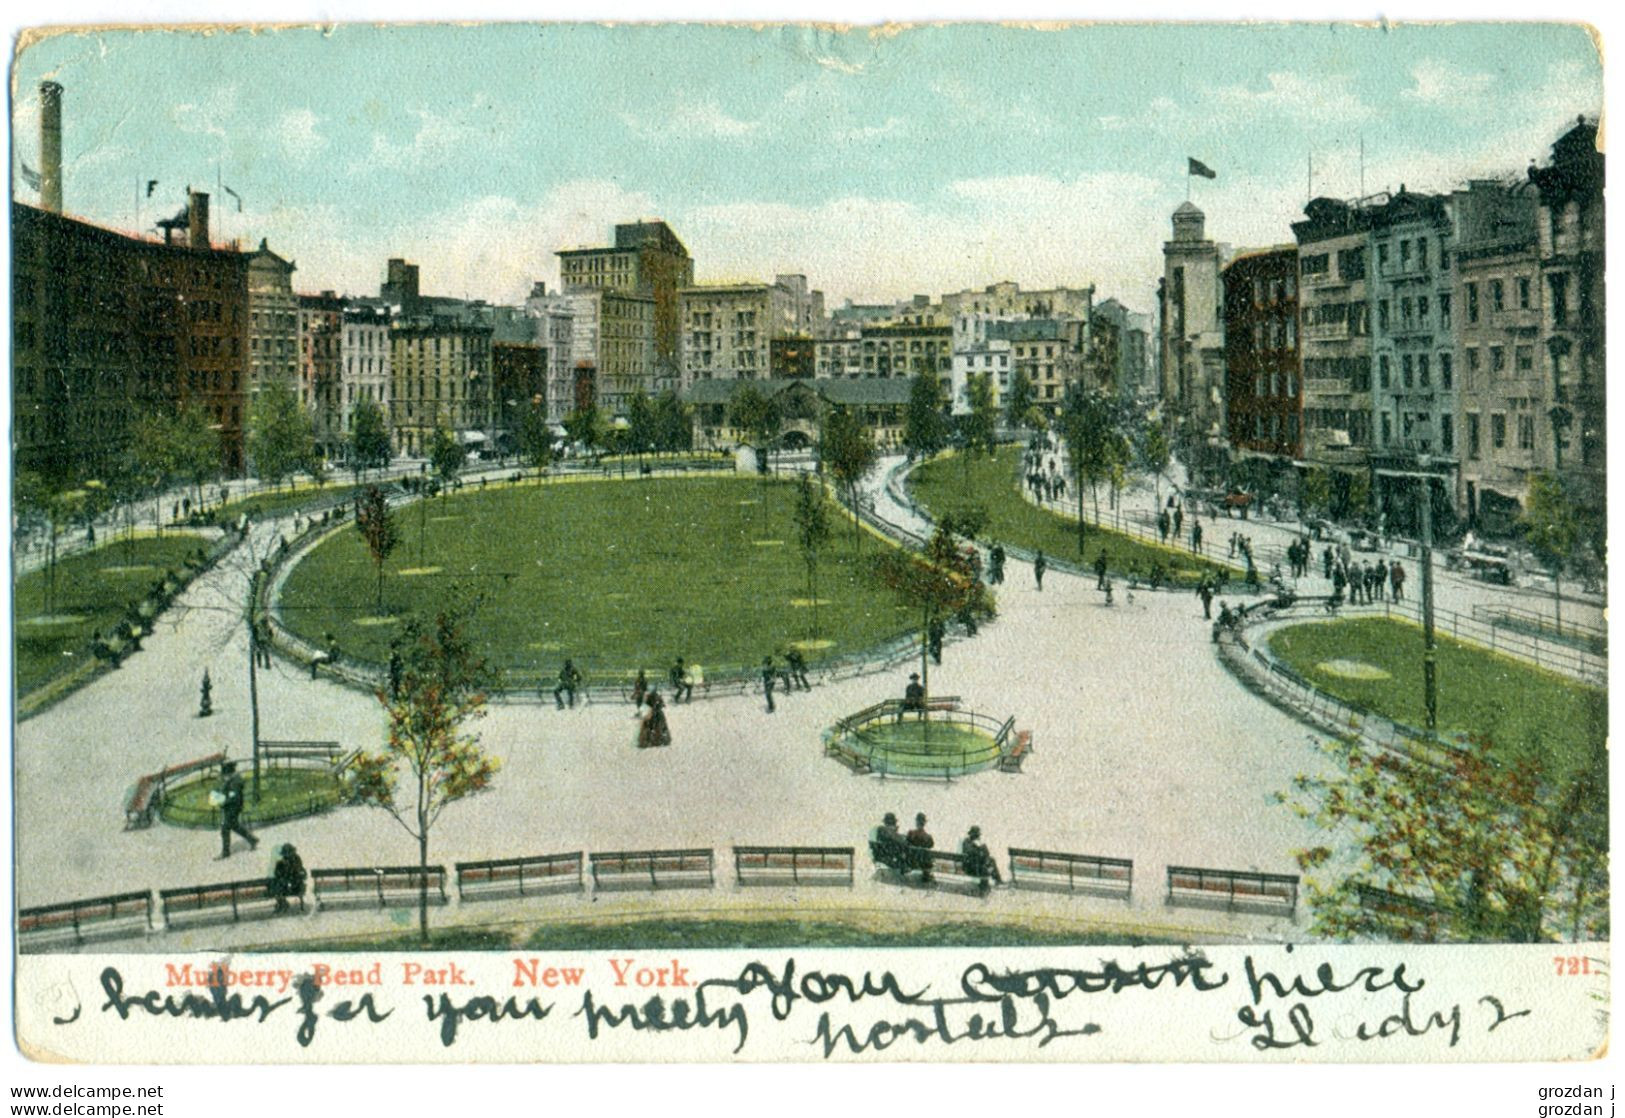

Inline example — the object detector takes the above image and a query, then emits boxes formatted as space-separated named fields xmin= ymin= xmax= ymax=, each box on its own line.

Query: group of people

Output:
xmin=1330 ymin=554 xmax=1407 ymax=606
xmin=1155 ymin=499 xmax=1186 ymax=545
xmin=1025 ymin=460 xmax=1066 ymax=503
xmin=869 ymin=812 xmax=1002 ymax=892
xmin=1284 ymin=537 xmax=1315 ymax=579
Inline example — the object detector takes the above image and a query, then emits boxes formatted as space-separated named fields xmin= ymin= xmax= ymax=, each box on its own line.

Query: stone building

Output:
xmin=1159 ymin=201 xmax=1228 ymax=477
xmin=387 ymin=278 xmax=493 ymax=458
xmin=490 ymin=309 xmax=547 ymax=455
xmin=1292 ymin=197 xmax=1375 ymax=499
xmin=1365 ymin=190 xmax=1459 ymax=531
xmin=1221 ymin=246 xmax=1302 ymax=463
xmin=940 ymin=280 xmax=1094 ymax=321
xmin=987 ymin=318 xmax=1084 ymax=418
xmin=557 ymin=220 xmax=693 ymax=369
xmin=565 ymin=287 xmax=655 ymax=418
xmin=298 ymin=290 xmax=345 ymax=462
xmin=1452 ymin=179 xmax=1541 ymax=530
xmin=683 ymin=377 xmax=913 ymax=454
xmin=13 ymin=192 xmax=252 ymax=478
xmin=246 ymin=241 xmax=298 ymax=398
xmin=1529 ymin=117 xmax=1605 ymax=512
xmin=678 ymin=276 xmax=823 ymax=386
xmin=523 ymin=282 xmax=576 ymax=423
xmin=340 ymin=299 xmax=393 ymax=462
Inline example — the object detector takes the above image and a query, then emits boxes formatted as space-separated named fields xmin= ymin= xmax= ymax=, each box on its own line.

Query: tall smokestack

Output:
xmin=188 ymin=190 xmax=210 ymax=249
xmin=40 ymin=81 xmax=63 ymax=214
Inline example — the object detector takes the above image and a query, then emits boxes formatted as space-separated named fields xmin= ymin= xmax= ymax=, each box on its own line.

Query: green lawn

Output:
xmin=15 ymin=534 xmax=213 ymax=697
xmin=909 ymin=447 xmax=1237 ymax=588
xmin=277 ymin=476 xmax=918 ymax=684
xmin=1267 ymin=617 xmax=1606 ymax=780
xmin=159 ymin=767 xmax=346 ymax=828
xmin=214 ymin=480 xmax=365 ymax=523
xmin=853 ymin=719 xmax=1003 ymax=775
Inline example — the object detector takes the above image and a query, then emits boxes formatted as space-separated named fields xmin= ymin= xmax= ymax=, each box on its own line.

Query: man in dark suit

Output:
xmin=216 ymin=761 xmax=258 ymax=859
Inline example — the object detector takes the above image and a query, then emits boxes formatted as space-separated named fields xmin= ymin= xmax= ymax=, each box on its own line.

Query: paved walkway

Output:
xmin=21 ymin=458 xmax=1351 ymax=946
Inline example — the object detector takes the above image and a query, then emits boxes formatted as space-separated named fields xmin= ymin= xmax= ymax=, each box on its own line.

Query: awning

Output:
xmin=458 ymin=430 xmax=488 ymax=444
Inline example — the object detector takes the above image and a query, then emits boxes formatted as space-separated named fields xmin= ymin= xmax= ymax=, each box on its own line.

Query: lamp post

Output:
xmin=1374 ymin=458 xmax=1447 ymax=731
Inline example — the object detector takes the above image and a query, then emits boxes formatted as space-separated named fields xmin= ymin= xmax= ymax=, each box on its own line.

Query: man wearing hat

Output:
xmin=898 ymin=672 xmax=926 ymax=722
xmin=869 ymin=812 xmax=906 ymax=874
xmin=270 ymin=843 xmax=307 ymax=913
xmin=214 ymin=761 xmax=258 ymax=859
xmin=961 ymin=825 xmax=1003 ymax=891
xmin=906 ymin=812 xmax=935 ymax=883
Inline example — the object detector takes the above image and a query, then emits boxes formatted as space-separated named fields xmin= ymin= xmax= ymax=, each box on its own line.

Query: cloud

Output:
xmin=275 ymin=109 xmax=327 ymax=163
xmin=623 ymin=98 xmax=764 ymax=141
xmin=1211 ymin=71 xmax=1374 ymax=127
xmin=833 ymin=117 xmax=906 ymax=142
xmin=171 ymin=85 xmax=239 ymax=141
xmin=1401 ymin=59 xmax=1495 ymax=106
xmin=356 ymin=94 xmax=514 ymax=174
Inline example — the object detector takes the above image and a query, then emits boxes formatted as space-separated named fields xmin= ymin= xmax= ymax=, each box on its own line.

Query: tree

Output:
xmin=962 ymin=371 xmax=999 ymax=458
xmin=1137 ymin=421 xmax=1171 ymax=512
xmin=429 ymin=422 xmax=463 ymax=491
xmin=349 ymin=398 xmax=393 ymax=481
xmin=1300 ymin=466 xmax=1334 ymax=522
xmin=792 ymin=473 xmax=832 ymax=646
xmin=1054 ymin=385 xmax=1123 ymax=556
xmin=652 ymin=390 xmax=692 ymax=455
xmin=729 ymin=385 xmax=782 ymax=474
xmin=14 ymin=470 xmax=68 ymax=613
xmin=903 ymin=372 xmax=949 ymax=462
xmin=871 ymin=511 xmax=993 ymax=704
xmin=355 ymin=485 xmax=401 ymax=611
xmin=171 ymin=405 xmax=223 ymax=511
xmin=563 ymin=404 xmax=606 ymax=460
xmin=1284 ymin=734 xmax=1607 ymax=943
xmin=818 ymin=405 xmax=879 ymax=551
xmin=248 ymin=380 xmax=317 ymax=490
xmin=1520 ymin=472 xmax=1589 ymax=637
xmin=626 ymin=391 xmax=657 ymax=466
xmin=350 ymin=600 xmax=499 ymax=944
xmin=130 ymin=409 xmax=179 ymax=535
xmin=516 ymin=398 xmax=553 ymax=478
xmin=1004 ymin=369 xmax=1041 ymax=432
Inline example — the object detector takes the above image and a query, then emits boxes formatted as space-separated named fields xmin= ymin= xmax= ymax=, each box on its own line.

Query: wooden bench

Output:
xmin=733 ymin=846 xmax=854 ymax=887
xmin=1165 ymin=865 xmax=1298 ymax=915
xmin=124 ymin=751 xmax=227 ymax=829
xmin=917 ymin=848 xmax=996 ymax=893
xmin=260 ymin=740 xmax=345 ymax=768
xmin=312 ymin=865 xmax=449 ymax=910
xmin=999 ymin=730 xmax=1034 ymax=773
xmin=588 ymin=848 xmax=714 ymax=892
xmin=1356 ymin=883 xmax=1448 ymax=936
xmin=1009 ymin=848 xmax=1131 ymax=898
xmin=160 ymin=877 xmax=304 ymax=929
xmin=18 ymin=890 xmax=153 ymax=951
xmin=824 ymin=739 xmax=873 ymax=773
xmin=456 ymin=853 xmax=584 ymax=902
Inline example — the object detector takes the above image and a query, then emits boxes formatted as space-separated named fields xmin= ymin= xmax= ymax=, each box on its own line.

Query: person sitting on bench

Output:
xmin=869 ymin=812 xmax=908 ymax=874
xmin=897 ymin=673 xmax=926 ymax=722
xmin=960 ymin=826 xmax=1003 ymax=890
xmin=906 ymin=812 xmax=935 ymax=883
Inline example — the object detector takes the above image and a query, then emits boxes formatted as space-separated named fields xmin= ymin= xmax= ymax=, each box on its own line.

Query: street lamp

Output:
xmin=1373 ymin=457 xmax=1449 ymax=732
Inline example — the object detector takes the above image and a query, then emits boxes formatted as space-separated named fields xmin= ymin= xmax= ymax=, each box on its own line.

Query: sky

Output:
xmin=10 ymin=22 xmax=1603 ymax=314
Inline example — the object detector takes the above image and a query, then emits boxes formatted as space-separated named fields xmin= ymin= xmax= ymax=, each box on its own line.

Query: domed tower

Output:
xmin=1171 ymin=200 xmax=1206 ymax=243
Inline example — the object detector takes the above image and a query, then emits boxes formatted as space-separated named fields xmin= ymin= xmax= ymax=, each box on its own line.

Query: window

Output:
xmin=1417 ymin=238 xmax=1429 ymax=270
xmin=1300 ymin=254 xmax=1329 ymax=276
xmin=1401 ymin=298 xmax=1413 ymax=328
xmin=1467 ymin=347 xmax=1480 ymax=372
xmin=1440 ymin=352 xmax=1453 ymax=390
xmin=1491 ymin=412 xmax=1507 ymax=449
xmin=1378 ymin=300 xmax=1390 ymax=331
xmin=1518 ymin=414 xmax=1535 ymax=451
xmin=1378 ymin=243 xmax=1391 ymax=273
xmin=1491 ymin=279 xmax=1505 ymax=312
xmin=1440 ymin=293 xmax=1452 ymax=328
xmin=1441 ymin=415 xmax=1453 ymax=454
xmin=1466 ymin=283 xmax=1479 ymax=323
xmin=1285 ymin=318 xmax=1296 ymax=348
xmin=1418 ymin=354 xmax=1430 ymax=387
xmin=1490 ymin=346 xmax=1505 ymax=373
xmin=1418 ymin=296 xmax=1430 ymax=326
xmin=1379 ymin=355 xmax=1391 ymax=389
xmin=1467 ymin=413 xmax=1480 ymax=458
xmin=1381 ymin=412 xmax=1392 ymax=445
xmin=1400 ymin=240 xmax=1412 ymax=268
xmin=1517 ymin=346 xmax=1533 ymax=372
xmin=1549 ymin=273 xmax=1569 ymax=326
xmin=1401 ymin=354 xmax=1413 ymax=387
xmin=1517 ymin=276 xmax=1531 ymax=309
xmin=1338 ymin=247 xmax=1366 ymax=280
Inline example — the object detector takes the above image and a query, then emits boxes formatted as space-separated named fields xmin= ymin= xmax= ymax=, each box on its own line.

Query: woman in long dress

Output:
xmin=637 ymin=690 xmax=672 ymax=749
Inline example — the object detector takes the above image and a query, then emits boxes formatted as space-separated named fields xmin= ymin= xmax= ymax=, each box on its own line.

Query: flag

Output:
xmin=1187 ymin=157 xmax=1217 ymax=180
xmin=146 ymin=179 xmax=159 ymax=197
xmin=223 ymin=184 xmax=242 ymax=212
xmin=19 ymin=160 xmax=41 ymax=191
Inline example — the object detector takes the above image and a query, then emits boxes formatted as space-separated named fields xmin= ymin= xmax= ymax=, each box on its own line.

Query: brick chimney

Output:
xmin=188 ymin=190 xmax=210 ymax=249
xmin=40 ymin=81 xmax=63 ymax=214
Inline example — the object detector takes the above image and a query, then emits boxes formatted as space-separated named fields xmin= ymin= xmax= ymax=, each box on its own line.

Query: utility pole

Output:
xmin=247 ymin=570 xmax=264 ymax=802
xmin=1418 ymin=473 xmax=1437 ymax=731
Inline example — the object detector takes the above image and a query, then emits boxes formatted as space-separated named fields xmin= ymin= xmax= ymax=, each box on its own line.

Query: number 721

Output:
xmin=1553 ymin=956 xmax=1593 ymax=976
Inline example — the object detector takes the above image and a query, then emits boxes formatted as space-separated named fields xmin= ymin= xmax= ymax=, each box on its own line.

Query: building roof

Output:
xmin=682 ymin=376 xmax=912 ymax=408
xmin=1173 ymin=201 xmax=1203 ymax=216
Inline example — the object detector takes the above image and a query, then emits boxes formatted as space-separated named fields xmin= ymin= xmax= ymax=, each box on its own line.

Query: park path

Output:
xmin=18 ymin=460 xmax=1340 ymax=946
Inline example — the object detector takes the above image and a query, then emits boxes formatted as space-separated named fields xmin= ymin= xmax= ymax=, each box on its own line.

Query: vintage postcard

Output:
xmin=7 ymin=16 xmax=1611 ymax=1085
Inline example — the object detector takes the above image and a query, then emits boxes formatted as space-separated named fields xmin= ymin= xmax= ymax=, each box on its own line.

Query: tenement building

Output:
xmin=1221 ymin=246 xmax=1302 ymax=466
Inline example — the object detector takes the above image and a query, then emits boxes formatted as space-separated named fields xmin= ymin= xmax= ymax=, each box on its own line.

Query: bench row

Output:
xmin=19 ymin=847 xmax=1300 ymax=950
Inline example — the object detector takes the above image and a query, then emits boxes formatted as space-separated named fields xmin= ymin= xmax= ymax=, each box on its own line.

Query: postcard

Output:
xmin=8 ymin=19 xmax=1609 ymax=1077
